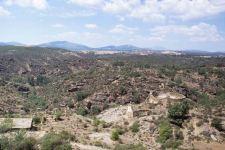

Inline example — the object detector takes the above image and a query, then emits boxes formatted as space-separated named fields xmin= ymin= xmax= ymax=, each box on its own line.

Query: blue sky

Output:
xmin=0 ymin=0 xmax=225 ymax=51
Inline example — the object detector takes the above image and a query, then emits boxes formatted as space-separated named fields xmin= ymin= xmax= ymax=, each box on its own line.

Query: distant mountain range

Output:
xmin=0 ymin=42 xmax=24 ymax=46
xmin=96 ymin=45 xmax=142 ymax=51
xmin=0 ymin=41 xmax=224 ymax=54
xmin=38 ymin=41 xmax=143 ymax=51
xmin=38 ymin=41 xmax=91 ymax=51
xmin=0 ymin=41 xmax=145 ymax=51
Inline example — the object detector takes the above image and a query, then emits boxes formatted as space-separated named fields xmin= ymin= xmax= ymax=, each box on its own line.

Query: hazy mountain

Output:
xmin=0 ymin=42 xmax=24 ymax=46
xmin=97 ymin=44 xmax=142 ymax=51
xmin=0 ymin=42 xmax=8 ymax=46
xmin=38 ymin=41 xmax=143 ymax=51
xmin=38 ymin=41 xmax=91 ymax=51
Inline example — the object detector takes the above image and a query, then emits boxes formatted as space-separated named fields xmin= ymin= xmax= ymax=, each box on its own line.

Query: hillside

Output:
xmin=0 ymin=46 xmax=225 ymax=150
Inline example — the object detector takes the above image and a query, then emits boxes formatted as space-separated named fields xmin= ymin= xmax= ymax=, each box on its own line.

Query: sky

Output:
xmin=0 ymin=0 xmax=225 ymax=51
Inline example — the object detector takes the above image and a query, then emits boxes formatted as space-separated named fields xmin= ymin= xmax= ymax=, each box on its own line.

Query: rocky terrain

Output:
xmin=0 ymin=46 xmax=225 ymax=150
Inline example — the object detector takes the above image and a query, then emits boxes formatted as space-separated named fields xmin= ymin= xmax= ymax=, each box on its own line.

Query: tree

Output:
xmin=168 ymin=101 xmax=189 ymax=126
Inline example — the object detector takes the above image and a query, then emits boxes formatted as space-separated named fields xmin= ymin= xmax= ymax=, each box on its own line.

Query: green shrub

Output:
xmin=129 ymin=71 xmax=141 ymax=78
xmin=198 ymin=93 xmax=212 ymax=108
xmin=90 ymin=106 xmax=101 ymax=115
xmin=119 ymin=86 xmax=127 ymax=95
xmin=60 ymin=131 xmax=76 ymax=142
xmin=130 ymin=121 xmax=140 ymax=133
xmin=53 ymin=109 xmax=62 ymax=121
xmin=27 ymin=76 xmax=35 ymax=86
xmin=115 ymin=127 xmax=125 ymax=135
xmin=111 ymin=129 xmax=120 ymax=141
xmin=40 ymin=132 xmax=72 ymax=150
xmin=0 ymin=130 xmax=37 ymax=150
xmin=36 ymin=75 xmax=49 ymax=86
xmin=114 ymin=143 xmax=146 ymax=150
xmin=76 ymin=107 xmax=88 ymax=116
xmin=211 ymin=118 xmax=223 ymax=131
xmin=26 ymin=94 xmax=48 ymax=110
xmin=132 ymin=91 xmax=141 ymax=104
xmin=112 ymin=61 xmax=125 ymax=67
xmin=0 ymin=118 xmax=13 ymax=133
xmin=66 ymin=100 xmax=74 ymax=108
xmin=76 ymin=91 xmax=89 ymax=101
xmin=33 ymin=115 xmax=41 ymax=125
xmin=168 ymin=101 xmax=189 ymax=126
xmin=93 ymin=118 xmax=101 ymax=127
xmin=0 ymin=136 xmax=11 ymax=149
xmin=14 ymin=131 xmax=37 ymax=150
xmin=162 ymin=139 xmax=182 ymax=149
xmin=158 ymin=120 xmax=173 ymax=144
xmin=174 ymin=77 xmax=182 ymax=85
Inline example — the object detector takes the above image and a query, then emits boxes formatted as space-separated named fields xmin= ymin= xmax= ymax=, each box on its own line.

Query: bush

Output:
xmin=0 ymin=118 xmax=13 ymax=133
xmin=36 ymin=75 xmax=49 ymax=86
xmin=115 ymin=127 xmax=125 ymax=135
xmin=198 ymin=93 xmax=212 ymax=108
xmin=168 ymin=101 xmax=189 ymax=126
xmin=0 ymin=130 xmax=37 ymax=150
xmin=112 ymin=61 xmax=125 ymax=67
xmin=131 ymin=91 xmax=141 ymax=104
xmin=158 ymin=120 xmax=172 ymax=144
xmin=60 ymin=131 xmax=76 ymax=142
xmin=27 ymin=76 xmax=35 ymax=86
xmin=53 ymin=109 xmax=62 ymax=121
xmin=211 ymin=118 xmax=223 ymax=131
xmin=76 ymin=107 xmax=88 ymax=116
xmin=129 ymin=71 xmax=141 ymax=78
xmin=162 ymin=139 xmax=182 ymax=149
xmin=0 ymin=136 xmax=11 ymax=149
xmin=114 ymin=143 xmax=146 ymax=150
xmin=90 ymin=105 xmax=101 ymax=115
xmin=130 ymin=121 xmax=140 ymax=133
xmin=26 ymin=94 xmax=48 ymax=110
xmin=14 ymin=131 xmax=37 ymax=150
xmin=174 ymin=77 xmax=182 ymax=85
xmin=40 ymin=132 xmax=72 ymax=150
xmin=111 ymin=129 xmax=120 ymax=141
xmin=119 ymin=86 xmax=127 ymax=95
xmin=76 ymin=91 xmax=89 ymax=101
xmin=66 ymin=100 xmax=74 ymax=108
xmin=33 ymin=115 xmax=41 ymax=125
xmin=93 ymin=118 xmax=101 ymax=127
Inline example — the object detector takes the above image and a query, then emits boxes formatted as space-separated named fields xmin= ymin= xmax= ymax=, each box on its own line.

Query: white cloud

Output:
xmin=52 ymin=24 xmax=64 ymax=28
xmin=69 ymin=0 xmax=103 ymax=7
xmin=103 ymin=0 xmax=139 ymax=14
xmin=85 ymin=24 xmax=98 ymax=29
xmin=150 ymin=23 xmax=224 ymax=42
xmin=5 ymin=0 xmax=48 ymax=10
xmin=70 ymin=0 xmax=225 ymax=22
xmin=0 ymin=6 xmax=10 ymax=16
xmin=110 ymin=24 xmax=138 ymax=34
xmin=56 ymin=10 xmax=96 ymax=18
